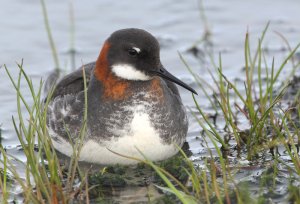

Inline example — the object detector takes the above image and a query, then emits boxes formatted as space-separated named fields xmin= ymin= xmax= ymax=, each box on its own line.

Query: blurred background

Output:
xmin=0 ymin=0 xmax=299 ymax=151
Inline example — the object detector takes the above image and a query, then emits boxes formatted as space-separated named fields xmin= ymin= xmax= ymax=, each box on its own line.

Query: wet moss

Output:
xmin=154 ymin=154 xmax=189 ymax=185
xmin=105 ymin=164 xmax=126 ymax=175
xmin=88 ymin=172 xmax=127 ymax=188
xmin=83 ymin=150 xmax=190 ymax=201
xmin=87 ymin=171 xmax=127 ymax=199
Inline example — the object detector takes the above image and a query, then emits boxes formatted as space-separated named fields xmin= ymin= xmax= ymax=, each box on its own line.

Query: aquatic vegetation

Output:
xmin=0 ymin=1 xmax=300 ymax=203
xmin=171 ymin=23 xmax=300 ymax=203
xmin=0 ymin=63 xmax=82 ymax=203
xmin=1 ymin=31 xmax=300 ymax=203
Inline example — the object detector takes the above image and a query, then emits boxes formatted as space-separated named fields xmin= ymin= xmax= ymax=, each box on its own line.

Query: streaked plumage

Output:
xmin=46 ymin=28 xmax=196 ymax=165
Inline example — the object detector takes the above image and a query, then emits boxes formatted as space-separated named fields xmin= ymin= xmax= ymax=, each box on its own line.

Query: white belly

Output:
xmin=51 ymin=110 xmax=180 ymax=165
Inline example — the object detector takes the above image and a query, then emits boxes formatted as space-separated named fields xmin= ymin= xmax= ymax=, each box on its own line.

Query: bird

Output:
xmin=46 ymin=28 xmax=197 ymax=165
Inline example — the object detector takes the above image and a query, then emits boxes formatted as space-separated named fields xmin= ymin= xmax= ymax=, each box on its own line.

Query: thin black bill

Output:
xmin=151 ymin=67 xmax=197 ymax=95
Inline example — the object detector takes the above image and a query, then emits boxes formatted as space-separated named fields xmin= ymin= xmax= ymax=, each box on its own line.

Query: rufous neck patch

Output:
xmin=94 ymin=41 xmax=129 ymax=100
xmin=150 ymin=77 xmax=164 ymax=103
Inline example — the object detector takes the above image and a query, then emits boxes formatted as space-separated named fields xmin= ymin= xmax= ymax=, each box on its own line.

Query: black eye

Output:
xmin=128 ymin=48 xmax=139 ymax=56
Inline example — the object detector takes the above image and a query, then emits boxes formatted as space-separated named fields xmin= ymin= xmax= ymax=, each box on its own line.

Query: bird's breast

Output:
xmin=100 ymin=98 xmax=162 ymax=140
xmin=82 ymin=102 xmax=182 ymax=164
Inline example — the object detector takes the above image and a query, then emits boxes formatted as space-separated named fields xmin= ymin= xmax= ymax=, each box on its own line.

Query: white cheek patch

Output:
xmin=132 ymin=47 xmax=141 ymax=53
xmin=111 ymin=64 xmax=151 ymax=81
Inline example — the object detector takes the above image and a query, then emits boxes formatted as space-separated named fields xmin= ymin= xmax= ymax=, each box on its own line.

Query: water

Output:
xmin=1 ymin=0 xmax=300 ymax=203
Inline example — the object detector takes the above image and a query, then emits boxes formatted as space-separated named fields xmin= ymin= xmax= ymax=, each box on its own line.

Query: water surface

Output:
xmin=1 ymin=0 xmax=300 ymax=203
